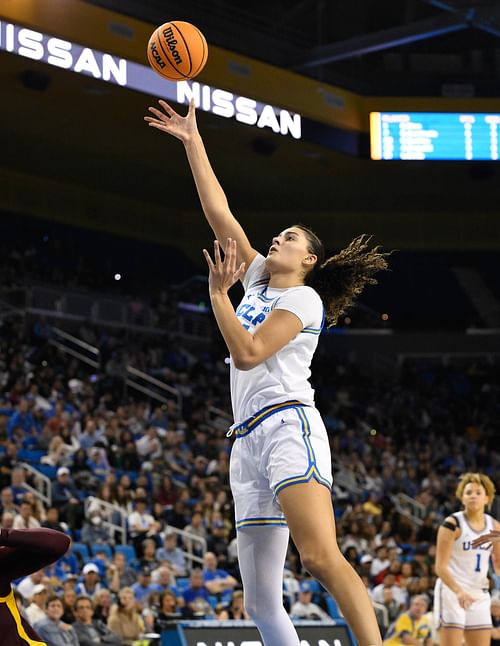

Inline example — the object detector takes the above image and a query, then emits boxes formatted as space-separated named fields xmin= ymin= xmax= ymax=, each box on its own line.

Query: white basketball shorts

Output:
xmin=434 ymin=578 xmax=492 ymax=630
xmin=229 ymin=400 xmax=333 ymax=531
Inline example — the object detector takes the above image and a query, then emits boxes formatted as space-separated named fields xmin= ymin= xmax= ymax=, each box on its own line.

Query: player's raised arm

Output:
xmin=145 ymin=99 xmax=257 ymax=270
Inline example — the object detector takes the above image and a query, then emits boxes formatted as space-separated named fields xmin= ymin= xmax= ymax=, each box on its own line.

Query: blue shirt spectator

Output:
xmin=131 ymin=568 xmax=161 ymax=606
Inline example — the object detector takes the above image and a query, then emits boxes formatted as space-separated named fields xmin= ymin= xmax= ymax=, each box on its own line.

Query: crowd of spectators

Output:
xmin=0 ymin=286 xmax=499 ymax=643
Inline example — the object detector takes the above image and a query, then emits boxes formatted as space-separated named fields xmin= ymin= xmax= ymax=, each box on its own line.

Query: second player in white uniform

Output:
xmin=435 ymin=473 xmax=500 ymax=646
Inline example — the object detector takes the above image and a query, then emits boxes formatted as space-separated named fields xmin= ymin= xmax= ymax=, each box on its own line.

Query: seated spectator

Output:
xmin=182 ymin=568 xmax=212 ymax=617
xmin=61 ymin=586 xmax=78 ymax=624
xmin=371 ymin=545 xmax=391 ymax=582
xmin=87 ymin=446 xmax=110 ymax=479
xmin=76 ymin=563 xmax=105 ymax=597
xmin=0 ymin=486 xmax=18 ymax=517
xmin=7 ymin=398 xmax=36 ymax=439
xmin=154 ymin=590 xmax=183 ymax=631
xmin=108 ymin=551 xmax=137 ymax=593
xmin=13 ymin=499 xmax=41 ymax=529
xmin=23 ymin=491 xmax=47 ymax=524
xmin=202 ymin=551 xmax=237 ymax=595
xmin=131 ymin=567 xmax=161 ymax=608
xmin=9 ymin=467 xmax=30 ymax=506
xmin=140 ymin=537 xmax=160 ymax=570
xmin=182 ymin=511 xmax=207 ymax=558
xmin=128 ymin=497 xmax=161 ymax=556
xmin=81 ymin=510 xmax=113 ymax=545
xmin=79 ymin=418 xmax=104 ymax=451
xmin=383 ymin=594 xmax=432 ymax=646
xmin=25 ymin=584 xmax=48 ymax=625
xmin=207 ymin=510 xmax=231 ymax=559
xmin=372 ymin=573 xmax=406 ymax=608
xmin=1 ymin=510 xmax=14 ymax=529
xmin=107 ymin=587 xmax=144 ymax=645
xmin=40 ymin=435 xmax=73 ymax=467
xmin=156 ymin=530 xmax=187 ymax=576
xmin=136 ymin=426 xmax=162 ymax=460
xmin=73 ymin=595 xmax=123 ymax=646
xmin=93 ymin=588 xmax=114 ymax=624
xmin=152 ymin=565 xmax=180 ymax=598
xmin=52 ymin=466 xmax=84 ymax=530
xmin=0 ymin=442 xmax=19 ymax=489
xmin=17 ymin=568 xmax=46 ymax=601
xmin=290 ymin=582 xmax=330 ymax=621
xmin=226 ymin=590 xmax=250 ymax=620
xmin=154 ymin=474 xmax=177 ymax=510
xmin=41 ymin=506 xmax=66 ymax=534
xmin=34 ymin=595 xmax=79 ymax=646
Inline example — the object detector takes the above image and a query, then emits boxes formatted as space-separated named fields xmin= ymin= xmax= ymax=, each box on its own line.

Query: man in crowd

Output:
xmin=202 ymin=551 xmax=237 ymax=596
xmin=290 ymin=582 xmax=331 ymax=620
xmin=13 ymin=499 xmax=41 ymax=529
xmin=25 ymin=584 xmax=48 ymax=625
xmin=72 ymin=595 xmax=124 ymax=645
xmin=34 ymin=595 xmax=79 ymax=646
xmin=383 ymin=594 xmax=432 ymax=646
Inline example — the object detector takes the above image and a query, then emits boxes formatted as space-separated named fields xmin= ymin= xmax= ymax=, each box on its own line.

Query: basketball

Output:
xmin=147 ymin=21 xmax=208 ymax=81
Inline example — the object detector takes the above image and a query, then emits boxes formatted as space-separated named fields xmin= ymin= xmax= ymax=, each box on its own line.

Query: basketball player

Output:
xmin=0 ymin=526 xmax=71 ymax=645
xmin=145 ymin=99 xmax=387 ymax=646
xmin=434 ymin=473 xmax=500 ymax=646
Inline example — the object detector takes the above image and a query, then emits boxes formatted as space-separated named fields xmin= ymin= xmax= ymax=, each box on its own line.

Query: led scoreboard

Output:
xmin=370 ymin=112 xmax=500 ymax=161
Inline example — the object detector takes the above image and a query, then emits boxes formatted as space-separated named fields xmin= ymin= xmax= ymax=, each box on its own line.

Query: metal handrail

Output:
xmin=52 ymin=327 xmax=100 ymax=355
xmin=390 ymin=492 xmax=426 ymax=526
xmin=85 ymin=496 xmax=127 ymax=545
xmin=20 ymin=462 xmax=52 ymax=507
xmin=165 ymin=526 xmax=207 ymax=568
xmin=126 ymin=366 xmax=182 ymax=411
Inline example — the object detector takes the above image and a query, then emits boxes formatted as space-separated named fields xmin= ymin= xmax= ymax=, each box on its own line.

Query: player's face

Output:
xmin=461 ymin=482 xmax=489 ymax=511
xmin=265 ymin=227 xmax=317 ymax=276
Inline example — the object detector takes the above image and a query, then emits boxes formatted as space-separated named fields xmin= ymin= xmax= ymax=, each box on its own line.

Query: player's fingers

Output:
xmin=188 ymin=98 xmax=196 ymax=116
xmin=234 ymin=262 xmax=246 ymax=281
xmin=213 ymin=240 xmax=222 ymax=266
xmin=202 ymin=249 xmax=215 ymax=270
xmin=148 ymin=106 xmax=170 ymax=121
xmin=158 ymin=100 xmax=176 ymax=116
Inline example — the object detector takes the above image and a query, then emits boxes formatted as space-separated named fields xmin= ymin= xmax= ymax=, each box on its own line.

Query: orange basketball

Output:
xmin=147 ymin=21 xmax=208 ymax=81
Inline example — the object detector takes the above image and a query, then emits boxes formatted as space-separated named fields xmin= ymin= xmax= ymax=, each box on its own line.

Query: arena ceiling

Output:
xmin=0 ymin=0 xmax=499 ymax=258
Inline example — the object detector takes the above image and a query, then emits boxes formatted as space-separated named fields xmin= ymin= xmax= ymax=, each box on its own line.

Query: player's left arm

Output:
xmin=205 ymin=239 xmax=303 ymax=370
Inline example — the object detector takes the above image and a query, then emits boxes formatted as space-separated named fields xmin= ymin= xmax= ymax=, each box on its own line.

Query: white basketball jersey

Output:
xmin=230 ymin=254 xmax=324 ymax=423
xmin=448 ymin=511 xmax=494 ymax=591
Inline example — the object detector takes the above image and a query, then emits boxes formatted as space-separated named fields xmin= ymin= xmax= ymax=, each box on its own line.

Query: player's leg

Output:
xmin=439 ymin=628 xmax=466 ymax=646
xmin=464 ymin=629 xmax=491 ymax=646
xmin=237 ymin=525 xmax=300 ymax=646
xmin=278 ymin=480 xmax=382 ymax=646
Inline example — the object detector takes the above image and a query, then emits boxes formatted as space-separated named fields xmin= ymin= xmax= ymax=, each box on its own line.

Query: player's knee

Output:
xmin=300 ymin=546 xmax=338 ymax=578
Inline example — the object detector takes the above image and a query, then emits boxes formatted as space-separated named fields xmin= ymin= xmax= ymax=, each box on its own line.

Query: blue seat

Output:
xmin=114 ymin=544 xmax=136 ymax=562
xmin=17 ymin=449 xmax=45 ymax=463
xmin=34 ymin=464 xmax=57 ymax=479
xmin=91 ymin=544 xmax=113 ymax=558
xmin=71 ymin=542 xmax=90 ymax=563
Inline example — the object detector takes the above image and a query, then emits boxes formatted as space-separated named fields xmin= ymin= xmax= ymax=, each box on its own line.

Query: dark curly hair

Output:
xmin=294 ymin=224 xmax=390 ymax=327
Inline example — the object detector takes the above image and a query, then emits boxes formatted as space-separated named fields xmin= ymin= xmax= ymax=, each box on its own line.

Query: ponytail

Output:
xmin=296 ymin=226 xmax=390 ymax=327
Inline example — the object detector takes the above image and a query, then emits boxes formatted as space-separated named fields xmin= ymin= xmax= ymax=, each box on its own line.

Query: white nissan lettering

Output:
xmin=177 ymin=81 xmax=302 ymax=139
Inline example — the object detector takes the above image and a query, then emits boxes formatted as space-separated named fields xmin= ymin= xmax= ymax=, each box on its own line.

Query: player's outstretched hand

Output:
xmin=203 ymin=238 xmax=246 ymax=296
xmin=144 ymin=98 xmax=198 ymax=144
xmin=471 ymin=529 xmax=500 ymax=548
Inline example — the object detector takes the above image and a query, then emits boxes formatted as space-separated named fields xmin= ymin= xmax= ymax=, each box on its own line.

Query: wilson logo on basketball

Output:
xmin=149 ymin=41 xmax=165 ymax=68
xmin=162 ymin=26 xmax=182 ymax=65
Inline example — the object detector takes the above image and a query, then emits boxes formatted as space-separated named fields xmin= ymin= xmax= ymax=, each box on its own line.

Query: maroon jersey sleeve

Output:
xmin=0 ymin=528 xmax=71 ymax=594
